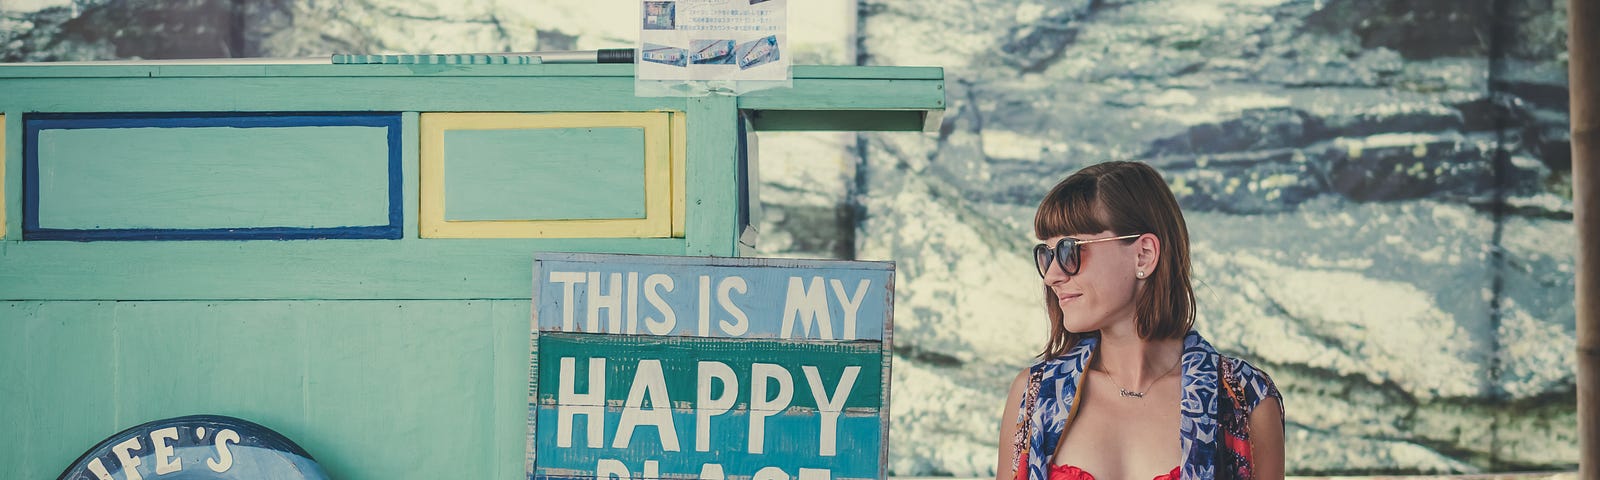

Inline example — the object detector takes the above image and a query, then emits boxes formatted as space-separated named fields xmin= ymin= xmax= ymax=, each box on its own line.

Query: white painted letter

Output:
xmin=550 ymin=271 xmax=587 ymax=332
xmin=829 ymin=279 xmax=871 ymax=341
xmin=111 ymin=437 xmax=144 ymax=480
xmin=782 ymin=276 xmax=833 ymax=340
xmin=643 ymin=274 xmax=677 ymax=335
xmin=749 ymin=363 xmax=794 ymax=454
xmin=754 ymin=466 xmax=790 ymax=480
xmin=803 ymin=365 xmax=861 ymax=456
xmin=151 ymin=426 xmax=181 ymax=474
xmin=85 ymin=458 xmax=114 ymax=480
xmin=558 ymin=357 xmax=607 ymax=448
xmin=596 ymin=459 xmax=628 ymax=480
xmin=696 ymin=361 xmax=738 ymax=452
xmin=717 ymin=276 xmax=750 ymax=336
xmin=799 ymin=468 xmax=833 ymax=480
xmin=614 ymin=359 xmax=680 ymax=451
xmin=699 ymin=463 xmax=726 ymax=480
xmin=587 ymin=272 xmax=624 ymax=332
xmin=627 ymin=272 xmax=640 ymax=334
xmin=698 ymin=275 xmax=712 ymax=336
xmin=207 ymin=429 xmax=238 ymax=472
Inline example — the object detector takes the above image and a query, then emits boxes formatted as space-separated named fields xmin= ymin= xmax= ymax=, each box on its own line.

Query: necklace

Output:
xmin=1095 ymin=357 xmax=1183 ymax=398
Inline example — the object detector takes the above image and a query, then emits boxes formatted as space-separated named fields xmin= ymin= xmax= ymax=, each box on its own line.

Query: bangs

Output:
xmin=1033 ymin=176 xmax=1108 ymax=240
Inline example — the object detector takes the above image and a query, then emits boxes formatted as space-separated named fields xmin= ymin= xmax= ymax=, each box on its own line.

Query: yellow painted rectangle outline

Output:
xmin=420 ymin=112 xmax=681 ymax=239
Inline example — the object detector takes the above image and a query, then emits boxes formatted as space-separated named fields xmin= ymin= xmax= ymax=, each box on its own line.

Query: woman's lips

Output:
xmin=1058 ymin=292 xmax=1082 ymax=304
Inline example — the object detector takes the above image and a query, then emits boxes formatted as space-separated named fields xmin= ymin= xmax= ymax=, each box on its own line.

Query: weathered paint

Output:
xmin=534 ymin=334 xmax=883 ymax=408
xmin=671 ymin=112 xmax=687 ymax=238
xmin=0 ymin=64 xmax=941 ymax=480
xmin=420 ymin=112 xmax=676 ymax=238
xmin=24 ymin=113 xmax=402 ymax=240
xmin=533 ymin=255 xmax=891 ymax=340
xmin=685 ymin=96 xmax=741 ymax=256
xmin=529 ymin=253 xmax=893 ymax=480
xmin=57 ymin=415 xmax=330 ymax=480
xmin=0 ymin=239 xmax=690 ymax=301
xmin=1 ymin=113 xmax=6 ymax=239
xmin=443 ymin=127 xmax=647 ymax=221
xmin=0 ymin=300 xmax=533 ymax=480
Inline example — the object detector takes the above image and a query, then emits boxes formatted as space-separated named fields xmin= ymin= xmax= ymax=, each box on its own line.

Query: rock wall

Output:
xmin=851 ymin=0 xmax=1576 ymax=475
xmin=0 ymin=0 xmax=1577 ymax=476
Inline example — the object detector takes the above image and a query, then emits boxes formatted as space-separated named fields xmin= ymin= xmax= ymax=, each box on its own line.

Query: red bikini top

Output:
xmin=1015 ymin=449 xmax=1181 ymax=480
xmin=1048 ymin=464 xmax=1180 ymax=480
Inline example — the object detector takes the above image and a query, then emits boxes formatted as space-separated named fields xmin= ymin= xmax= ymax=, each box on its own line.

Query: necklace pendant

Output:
xmin=1119 ymin=389 xmax=1145 ymax=398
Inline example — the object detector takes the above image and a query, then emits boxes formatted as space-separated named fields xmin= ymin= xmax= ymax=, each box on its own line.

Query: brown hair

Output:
xmin=1032 ymin=161 xmax=1195 ymax=359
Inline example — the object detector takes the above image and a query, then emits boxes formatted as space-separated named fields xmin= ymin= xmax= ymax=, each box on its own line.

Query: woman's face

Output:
xmin=1040 ymin=230 xmax=1143 ymax=333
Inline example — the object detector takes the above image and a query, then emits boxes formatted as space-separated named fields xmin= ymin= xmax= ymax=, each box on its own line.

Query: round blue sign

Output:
xmin=58 ymin=415 xmax=329 ymax=480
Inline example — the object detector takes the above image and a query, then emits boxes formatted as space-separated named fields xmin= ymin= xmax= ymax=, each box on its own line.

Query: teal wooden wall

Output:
xmin=0 ymin=64 xmax=942 ymax=480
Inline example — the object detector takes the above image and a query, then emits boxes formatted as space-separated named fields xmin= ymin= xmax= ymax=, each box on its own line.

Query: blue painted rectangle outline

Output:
xmin=23 ymin=112 xmax=403 ymax=240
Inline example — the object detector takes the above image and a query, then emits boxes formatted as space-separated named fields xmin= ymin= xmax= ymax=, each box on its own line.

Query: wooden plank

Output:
xmin=527 ymin=254 xmax=894 ymax=480
xmin=671 ymin=112 xmax=687 ymax=238
xmin=533 ymin=254 xmax=892 ymax=340
xmin=302 ymin=300 xmax=498 ymax=479
xmin=420 ymin=113 xmax=674 ymax=238
xmin=402 ymin=112 xmax=421 ymax=239
xmin=0 ymin=239 xmax=687 ymax=300
xmin=685 ymin=96 xmax=740 ymax=256
xmin=443 ymin=127 xmax=647 ymax=221
xmin=1 ymin=113 xmax=6 ymax=239
xmin=0 ymin=77 xmax=688 ymax=114
xmin=493 ymin=300 xmax=535 ymax=480
xmin=531 ymin=334 xmax=884 ymax=480
xmin=110 ymin=301 xmax=309 ymax=437
xmin=0 ymin=64 xmax=941 ymax=80
xmin=0 ymin=302 xmax=117 ymax=480
xmin=737 ymin=78 xmax=945 ymax=112
xmin=0 ymin=300 xmax=533 ymax=480
xmin=25 ymin=113 xmax=401 ymax=240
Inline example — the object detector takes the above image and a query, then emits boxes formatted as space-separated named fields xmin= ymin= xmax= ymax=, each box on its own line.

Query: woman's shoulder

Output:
xmin=1217 ymin=354 xmax=1283 ymax=412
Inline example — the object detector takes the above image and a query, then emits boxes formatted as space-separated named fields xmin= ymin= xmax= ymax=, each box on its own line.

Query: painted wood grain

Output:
xmin=0 ymin=239 xmax=688 ymax=300
xmin=0 ymin=300 xmax=534 ymax=480
xmin=685 ymin=96 xmax=741 ymax=256
xmin=531 ymin=333 xmax=885 ymax=480
xmin=24 ymin=113 xmax=402 ymax=240
xmin=402 ymin=112 xmax=421 ymax=239
xmin=420 ymin=112 xmax=676 ymax=239
xmin=0 ymin=64 xmax=941 ymax=80
xmin=443 ymin=127 xmax=647 ymax=221
xmin=0 ymin=77 xmax=689 ymax=115
xmin=1 ymin=113 xmax=6 ymax=239
xmin=533 ymin=334 xmax=883 ymax=408
xmin=532 ymin=254 xmax=893 ymax=341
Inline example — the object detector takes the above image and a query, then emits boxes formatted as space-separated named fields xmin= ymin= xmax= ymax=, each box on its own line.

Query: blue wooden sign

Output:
xmin=528 ymin=253 xmax=893 ymax=480
xmin=57 ymin=415 xmax=329 ymax=480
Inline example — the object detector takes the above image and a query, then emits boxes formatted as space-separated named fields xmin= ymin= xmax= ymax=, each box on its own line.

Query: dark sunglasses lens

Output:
xmin=1033 ymin=244 xmax=1051 ymax=277
xmin=1057 ymin=238 xmax=1079 ymax=275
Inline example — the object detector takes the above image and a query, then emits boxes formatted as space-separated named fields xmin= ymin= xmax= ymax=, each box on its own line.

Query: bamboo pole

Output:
xmin=1572 ymin=0 xmax=1598 ymax=477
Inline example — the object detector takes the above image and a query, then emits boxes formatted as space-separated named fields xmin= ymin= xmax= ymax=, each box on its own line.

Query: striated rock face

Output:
xmin=853 ymin=0 xmax=1575 ymax=476
xmin=1 ymin=0 xmax=1577 ymax=476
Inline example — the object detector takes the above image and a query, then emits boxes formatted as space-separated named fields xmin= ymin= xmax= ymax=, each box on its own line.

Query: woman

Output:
xmin=995 ymin=161 xmax=1284 ymax=480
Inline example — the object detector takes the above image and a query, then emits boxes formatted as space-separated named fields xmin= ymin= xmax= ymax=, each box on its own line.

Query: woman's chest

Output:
xmin=1051 ymin=376 xmax=1184 ymax=479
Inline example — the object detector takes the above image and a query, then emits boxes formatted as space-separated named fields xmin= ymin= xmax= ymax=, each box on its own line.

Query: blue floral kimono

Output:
xmin=1011 ymin=331 xmax=1282 ymax=480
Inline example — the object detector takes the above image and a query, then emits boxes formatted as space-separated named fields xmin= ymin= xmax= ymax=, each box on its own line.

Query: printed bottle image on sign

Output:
xmin=527 ymin=253 xmax=893 ymax=480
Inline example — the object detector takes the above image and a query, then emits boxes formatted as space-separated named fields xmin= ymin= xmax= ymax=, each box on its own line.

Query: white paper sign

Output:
xmin=637 ymin=0 xmax=790 ymax=95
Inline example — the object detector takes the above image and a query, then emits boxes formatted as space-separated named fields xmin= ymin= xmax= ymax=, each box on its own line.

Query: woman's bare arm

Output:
xmin=995 ymin=368 xmax=1032 ymax=480
xmin=1249 ymin=396 xmax=1285 ymax=480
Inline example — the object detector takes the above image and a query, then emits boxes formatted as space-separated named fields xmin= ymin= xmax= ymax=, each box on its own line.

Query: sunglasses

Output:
xmin=1033 ymin=233 xmax=1145 ymax=278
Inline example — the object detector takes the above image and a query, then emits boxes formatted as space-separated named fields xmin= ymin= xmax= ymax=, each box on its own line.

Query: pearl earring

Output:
xmin=1137 ymin=270 xmax=1145 ymax=278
